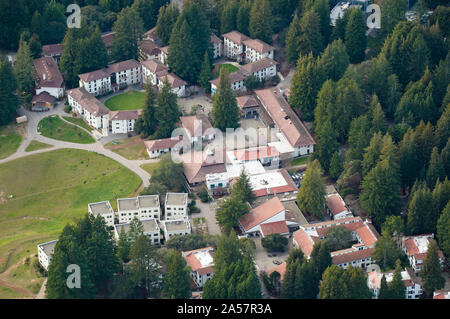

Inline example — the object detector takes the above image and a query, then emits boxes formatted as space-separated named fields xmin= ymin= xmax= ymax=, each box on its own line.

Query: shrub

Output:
xmin=64 ymin=104 xmax=72 ymax=113
xmin=261 ymin=234 xmax=288 ymax=252
xmin=198 ymin=186 xmax=212 ymax=203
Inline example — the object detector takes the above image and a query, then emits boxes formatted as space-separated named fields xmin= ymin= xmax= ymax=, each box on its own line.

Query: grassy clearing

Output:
xmin=140 ymin=162 xmax=159 ymax=175
xmin=289 ymin=156 xmax=310 ymax=166
xmin=214 ymin=63 xmax=239 ymax=78
xmin=105 ymin=136 xmax=148 ymax=160
xmin=0 ymin=149 xmax=142 ymax=297
xmin=62 ymin=116 xmax=93 ymax=132
xmin=104 ymin=91 xmax=146 ymax=111
xmin=0 ymin=286 xmax=24 ymax=299
xmin=25 ymin=140 xmax=53 ymax=152
xmin=38 ymin=116 xmax=95 ymax=144
xmin=0 ymin=125 xmax=25 ymax=159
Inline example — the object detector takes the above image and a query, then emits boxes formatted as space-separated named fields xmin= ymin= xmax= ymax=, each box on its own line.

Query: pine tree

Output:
xmin=341 ymin=266 xmax=371 ymax=299
xmin=14 ymin=39 xmax=35 ymax=94
xmin=135 ymin=81 xmax=158 ymax=138
xmin=431 ymin=178 xmax=450 ymax=231
xmin=156 ymin=3 xmax=180 ymax=46
xmin=344 ymin=8 xmax=367 ymax=64
xmin=117 ymin=227 xmax=131 ymax=263
xmin=369 ymin=94 xmax=388 ymax=135
xmin=60 ymin=29 xmax=80 ymax=89
xmin=198 ymin=51 xmax=212 ymax=92
xmin=162 ymin=249 xmax=191 ymax=299
xmin=111 ymin=6 xmax=144 ymax=62
xmin=132 ymin=0 xmax=168 ymax=30
xmin=29 ymin=34 xmax=42 ymax=59
xmin=236 ymin=0 xmax=251 ymax=35
xmin=316 ymin=119 xmax=339 ymax=171
xmin=221 ymin=0 xmax=239 ymax=35
xmin=296 ymin=160 xmax=326 ymax=219
xmin=420 ymin=239 xmax=445 ymax=297
xmin=436 ymin=201 xmax=450 ymax=258
xmin=329 ymin=151 xmax=343 ymax=181
xmin=216 ymin=196 xmax=249 ymax=233
xmin=155 ymin=77 xmax=180 ymax=138
xmin=290 ymin=53 xmax=325 ymax=121
xmin=249 ymin=0 xmax=273 ymax=44
xmin=361 ymin=132 xmax=384 ymax=177
xmin=310 ymin=241 xmax=332 ymax=278
xmin=379 ymin=275 xmax=390 ymax=299
xmin=211 ymin=67 xmax=240 ymax=131
xmin=380 ymin=0 xmax=408 ymax=37
xmin=348 ymin=115 xmax=371 ymax=161
xmin=426 ymin=147 xmax=445 ymax=188
xmin=230 ymin=169 xmax=256 ymax=205
xmin=311 ymin=0 xmax=331 ymax=45
xmin=407 ymin=184 xmax=434 ymax=235
xmin=331 ymin=10 xmax=350 ymax=42
xmin=373 ymin=235 xmax=402 ymax=270
xmin=285 ymin=14 xmax=302 ymax=65
xmin=0 ymin=57 xmax=19 ymax=125
xmin=436 ymin=103 xmax=450 ymax=150
xmin=319 ymin=265 xmax=344 ymax=299
xmin=389 ymin=259 xmax=405 ymax=299
xmin=319 ymin=39 xmax=349 ymax=81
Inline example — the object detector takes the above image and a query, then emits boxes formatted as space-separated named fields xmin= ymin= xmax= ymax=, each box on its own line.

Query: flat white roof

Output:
xmin=89 ymin=201 xmax=113 ymax=216
xmin=195 ymin=250 xmax=214 ymax=268
xmin=414 ymin=236 xmax=430 ymax=254
xmin=249 ymin=171 xmax=289 ymax=192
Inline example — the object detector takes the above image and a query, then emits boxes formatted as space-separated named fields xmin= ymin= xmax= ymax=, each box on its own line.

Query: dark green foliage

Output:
xmin=429 ymin=5 xmax=450 ymax=37
xmin=379 ymin=275 xmax=390 ymax=299
xmin=156 ymin=3 xmax=180 ymax=46
xmin=211 ymin=67 xmax=240 ymax=131
xmin=407 ymin=183 xmax=434 ymax=235
xmin=111 ymin=6 xmax=145 ymax=62
xmin=162 ymin=249 xmax=192 ymax=299
xmin=329 ymin=151 xmax=344 ymax=181
xmin=373 ymin=235 xmax=402 ymax=271
xmin=420 ymin=239 xmax=445 ymax=297
xmin=244 ymin=75 xmax=262 ymax=92
xmin=216 ymin=195 xmax=249 ymax=233
xmin=315 ymin=119 xmax=339 ymax=171
xmin=426 ymin=147 xmax=445 ymax=188
xmin=236 ymin=0 xmax=251 ymax=35
xmin=344 ymin=8 xmax=367 ymax=63
xmin=261 ymin=271 xmax=281 ymax=297
xmin=261 ymin=234 xmax=288 ymax=252
xmin=320 ymin=265 xmax=370 ymax=299
xmin=0 ymin=57 xmax=19 ymax=126
xmin=324 ymin=226 xmax=353 ymax=251
xmin=319 ymin=39 xmax=349 ymax=81
xmin=437 ymin=201 xmax=450 ymax=257
xmin=199 ymin=51 xmax=212 ymax=92
xmin=144 ymin=154 xmax=185 ymax=193
xmin=132 ymin=0 xmax=170 ymax=30
xmin=165 ymin=233 xmax=219 ymax=251
xmin=220 ymin=0 xmax=239 ymax=35
xmin=381 ymin=215 xmax=405 ymax=238
xmin=230 ymin=169 xmax=256 ymax=205
xmin=154 ymin=78 xmax=181 ymax=138
xmin=296 ymin=160 xmax=326 ymax=219
xmin=379 ymin=0 xmax=408 ymax=38
xmin=134 ymin=81 xmax=158 ymax=138
xmin=249 ymin=0 xmax=273 ymax=44
xmin=198 ymin=186 xmax=212 ymax=203
xmin=389 ymin=259 xmax=406 ymax=299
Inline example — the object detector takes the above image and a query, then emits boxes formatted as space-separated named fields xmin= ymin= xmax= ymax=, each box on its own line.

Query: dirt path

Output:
xmin=0 ymin=254 xmax=36 ymax=298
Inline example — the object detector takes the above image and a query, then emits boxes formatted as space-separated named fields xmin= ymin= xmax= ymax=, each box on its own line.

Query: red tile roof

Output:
xmin=67 ymin=87 xmax=109 ymax=117
xmin=182 ymin=247 xmax=214 ymax=275
xmin=109 ymin=110 xmax=138 ymax=121
xmin=180 ymin=114 xmax=213 ymax=137
xmin=240 ymin=57 xmax=278 ymax=74
xmin=234 ymin=146 xmax=280 ymax=161
xmin=223 ymin=30 xmax=250 ymax=44
xmin=293 ymin=228 xmax=315 ymax=257
xmin=106 ymin=59 xmax=140 ymax=74
xmin=332 ymin=247 xmax=375 ymax=265
xmin=236 ymin=95 xmax=259 ymax=109
xmin=33 ymin=57 xmax=64 ymax=88
xmin=253 ymin=185 xmax=297 ymax=197
xmin=140 ymin=40 xmax=161 ymax=57
xmin=144 ymin=136 xmax=182 ymax=151
xmin=239 ymin=197 xmax=285 ymax=231
xmin=243 ymin=38 xmax=275 ymax=54
xmin=141 ymin=59 xmax=168 ymax=74
xmin=210 ymin=70 xmax=246 ymax=86
xmin=260 ymin=221 xmax=289 ymax=237
xmin=181 ymin=151 xmax=227 ymax=184
xmin=160 ymin=73 xmax=187 ymax=88
xmin=42 ymin=43 xmax=63 ymax=56
xmin=32 ymin=91 xmax=55 ymax=105
xmin=326 ymin=194 xmax=347 ymax=216
xmin=255 ymin=89 xmax=315 ymax=148
xmin=79 ymin=69 xmax=111 ymax=82
xmin=355 ymin=224 xmax=378 ymax=247
xmin=210 ymin=34 xmax=222 ymax=44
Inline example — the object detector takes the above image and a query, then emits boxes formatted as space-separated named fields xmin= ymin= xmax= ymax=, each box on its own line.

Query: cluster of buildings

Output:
xmin=210 ymin=30 xmax=278 ymax=95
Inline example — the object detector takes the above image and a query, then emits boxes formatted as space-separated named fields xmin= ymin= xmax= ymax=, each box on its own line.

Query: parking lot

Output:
xmin=252 ymin=237 xmax=294 ymax=274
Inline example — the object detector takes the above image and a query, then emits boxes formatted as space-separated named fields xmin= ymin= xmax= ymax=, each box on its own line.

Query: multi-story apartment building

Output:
xmin=37 ymin=240 xmax=58 ymax=271
xmin=368 ymin=268 xmax=423 ymax=299
xmin=117 ymin=196 xmax=162 ymax=223
xmin=165 ymin=193 xmax=188 ymax=220
xmin=243 ymin=38 xmax=275 ymax=63
xmin=182 ymin=247 xmax=215 ymax=288
xmin=210 ymin=34 xmax=223 ymax=59
xmin=114 ymin=219 xmax=161 ymax=245
xmin=78 ymin=69 xmax=112 ymax=96
xmin=88 ymin=201 xmax=115 ymax=227
xmin=162 ymin=219 xmax=191 ymax=240
xmin=33 ymin=56 xmax=65 ymax=99
xmin=401 ymin=234 xmax=445 ymax=273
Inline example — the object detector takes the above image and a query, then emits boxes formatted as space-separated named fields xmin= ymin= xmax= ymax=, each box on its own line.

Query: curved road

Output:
xmin=0 ymin=105 xmax=158 ymax=187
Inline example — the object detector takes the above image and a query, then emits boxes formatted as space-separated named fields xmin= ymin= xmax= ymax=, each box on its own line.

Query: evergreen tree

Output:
xmin=380 ymin=0 xmax=408 ymax=38
xmin=198 ymin=51 xmax=212 ymax=92
xmin=135 ymin=81 xmax=158 ymax=138
xmin=373 ymin=235 xmax=402 ymax=270
xmin=316 ymin=119 xmax=339 ymax=171
xmin=29 ymin=34 xmax=42 ymax=59
xmin=296 ymin=160 xmax=326 ymax=219
xmin=249 ymin=0 xmax=273 ymax=44
xmin=221 ymin=0 xmax=239 ymax=35
xmin=331 ymin=10 xmax=350 ymax=42
xmin=436 ymin=103 xmax=450 ymax=150
xmin=426 ymin=147 xmax=445 ymax=188
xmin=431 ymin=178 xmax=450 ymax=231
xmin=155 ymin=77 xmax=180 ymax=138
xmin=216 ymin=196 xmax=249 ymax=233
xmin=14 ymin=39 xmax=35 ymax=94
xmin=344 ymin=8 xmax=366 ymax=63
xmin=162 ymin=249 xmax=191 ymax=299
xmin=111 ymin=6 xmax=145 ymax=62
xmin=329 ymin=151 xmax=344 ymax=181
xmin=348 ymin=115 xmax=372 ymax=161
xmin=379 ymin=275 xmax=390 ymax=299
xmin=310 ymin=0 xmax=331 ymax=45
xmin=389 ymin=259 xmax=406 ymax=299
xmin=60 ymin=29 xmax=81 ymax=89
xmin=420 ymin=239 xmax=445 ymax=297
xmin=132 ymin=0 xmax=169 ymax=30
xmin=156 ymin=3 xmax=180 ymax=46
xmin=290 ymin=53 xmax=325 ymax=121
xmin=236 ymin=0 xmax=251 ymax=35
xmin=436 ymin=201 xmax=450 ymax=258
xmin=230 ymin=169 xmax=256 ymax=205
xmin=407 ymin=184 xmax=434 ymax=235
xmin=319 ymin=265 xmax=344 ymax=299
xmin=211 ymin=67 xmax=240 ymax=131
xmin=341 ymin=266 xmax=371 ymax=299
xmin=117 ymin=227 xmax=131 ymax=263
xmin=319 ymin=39 xmax=349 ymax=81
xmin=369 ymin=94 xmax=388 ymax=135
xmin=0 ymin=57 xmax=19 ymax=126
xmin=280 ymin=249 xmax=305 ymax=298
xmin=168 ymin=1 xmax=211 ymax=84
xmin=382 ymin=215 xmax=405 ymax=238
xmin=361 ymin=132 xmax=384 ymax=177
xmin=310 ymin=241 xmax=332 ymax=278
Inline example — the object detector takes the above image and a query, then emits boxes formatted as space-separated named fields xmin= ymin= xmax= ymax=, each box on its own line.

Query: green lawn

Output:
xmin=105 ymin=136 xmax=148 ymax=160
xmin=38 ymin=116 xmax=95 ymax=144
xmin=140 ymin=162 xmax=159 ymax=175
xmin=0 ymin=149 xmax=142 ymax=297
xmin=0 ymin=125 xmax=24 ymax=159
xmin=215 ymin=63 xmax=239 ymax=78
xmin=25 ymin=140 xmax=53 ymax=152
xmin=104 ymin=91 xmax=146 ymax=111
xmin=62 ymin=116 xmax=93 ymax=132
xmin=289 ymin=155 xmax=310 ymax=166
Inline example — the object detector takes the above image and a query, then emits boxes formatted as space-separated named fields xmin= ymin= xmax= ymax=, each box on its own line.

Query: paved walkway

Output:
xmin=1 ymin=104 xmax=156 ymax=187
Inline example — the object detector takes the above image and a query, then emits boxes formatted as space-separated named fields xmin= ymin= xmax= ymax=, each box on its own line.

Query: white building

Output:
xmin=158 ymin=73 xmax=187 ymax=97
xmin=33 ymin=57 xmax=64 ymax=99
xmin=137 ymin=195 xmax=161 ymax=221
xmin=243 ymin=39 xmax=275 ymax=63
xmin=162 ymin=219 xmax=191 ymax=240
xmin=118 ymin=196 xmax=161 ymax=224
xmin=368 ymin=268 xmax=423 ymax=299
xmin=223 ymin=31 xmax=250 ymax=60
xmin=210 ymin=70 xmax=246 ymax=95
xmin=165 ymin=193 xmax=188 ymax=220
xmin=401 ymin=234 xmax=445 ymax=273
xmin=144 ymin=136 xmax=184 ymax=158
xmin=141 ymin=59 xmax=169 ymax=86
xmin=37 ymin=240 xmax=58 ymax=271
xmin=210 ymin=34 xmax=223 ymax=59
xmin=159 ymin=46 xmax=169 ymax=65
xmin=182 ymin=247 xmax=214 ymax=287
xmin=109 ymin=110 xmax=138 ymax=134
xmin=114 ymin=219 xmax=161 ymax=245
xmin=326 ymin=193 xmax=353 ymax=220
xmin=106 ymin=59 xmax=142 ymax=90
xmin=79 ymin=69 xmax=112 ymax=96
xmin=88 ymin=201 xmax=115 ymax=227
xmin=240 ymin=58 xmax=278 ymax=82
